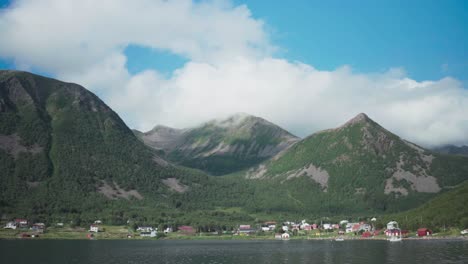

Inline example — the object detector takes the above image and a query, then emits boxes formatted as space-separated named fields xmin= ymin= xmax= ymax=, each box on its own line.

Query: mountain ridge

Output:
xmin=135 ymin=113 xmax=300 ymax=175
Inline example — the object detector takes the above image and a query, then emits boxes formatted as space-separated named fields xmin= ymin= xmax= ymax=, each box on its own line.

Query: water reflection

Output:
xmin=0 ymin=239 xmax=467 ymax=264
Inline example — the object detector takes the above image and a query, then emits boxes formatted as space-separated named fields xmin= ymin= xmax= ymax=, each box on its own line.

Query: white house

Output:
xmin=387 ymin=221 xmax=398 ymax=230
xmin=89 ymin=224 xmax=99 ymax=233
xmin=322 ymin=223 xmax=333 ymax=230
xmin=137 ymin=226 xmax=154 ymax=232
xmin=94 ymin=220 xmax=102 ymax=224
xmin=140 ymin=231 xmax=157 ymax=237
xmin=4 ymin=222 xmax=16 ymax=229
xmin=282 ymin=226 xmax=289 ymax=232
xmin=164 ymin=227 xmax=173 ymax=234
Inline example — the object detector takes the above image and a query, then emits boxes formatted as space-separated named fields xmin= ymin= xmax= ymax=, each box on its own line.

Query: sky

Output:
xmin=0 ymin=0 xmax=467 ymax=147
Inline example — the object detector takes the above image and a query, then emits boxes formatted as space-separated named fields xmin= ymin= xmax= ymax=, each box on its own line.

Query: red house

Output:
xmin=178 ymin=226 xmax=195 ymax=235
xmin=417 ymin=228 xmax=432 ymax=237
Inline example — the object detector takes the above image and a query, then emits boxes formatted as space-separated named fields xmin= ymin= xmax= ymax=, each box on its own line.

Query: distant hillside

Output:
xmin=0 ymin=70 xmax=206 ymax=223
xmin=382 ymin=180 xmax=468 ymax=230
xmin=243 ymin=113 xmax=468 ymax=213
xmin=135 ymin=114 xmax=299 ymax=175
xmin=432 ymin=145 xmax=468 ymax=157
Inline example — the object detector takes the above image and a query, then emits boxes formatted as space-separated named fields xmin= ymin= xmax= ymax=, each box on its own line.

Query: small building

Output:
xmin=359 ymin=223 xmax=371 ymax=232
xmin=361 ymin=231 xmax=372 ymax=238
xmin=178 ymin=226 xmax=195 ymax=235
xmin=239 ymin=225 xmax=256 ymax=235
xmin=264 ymin=221 xmax=276 ymax=231
xmin=137 ymin=226 xmax=154 ymax=232
xmin=89 ymin=224 xmax=99 ymax=233
xmin=56 ymin=223 xmax=64 ymax=227
xmin=31 ymin=223 xmax=46 ymax=233
xmin=274 ymin=233 xmax=282 ymax=240
xmin=4 ymin=222 xmax=17 ymax=229
xmin=281 ymin=233 xmax=290 ymax=240
xmin=94 ymin=220 xmax=102 ymax=224
xmin=164 ymin=227 xmax=173 ymax=234
xmin=417 ymin=228 xmax=432 ymax=237
xmin=15 ymin=219 xmax=28 ymax=228
xmin=346 ymin=223 xmax=361 ymax=233
xmin=140 ymin=231 xmax=157 ymax=237
xmin=386 ymin=221 xmax=398 ymax=230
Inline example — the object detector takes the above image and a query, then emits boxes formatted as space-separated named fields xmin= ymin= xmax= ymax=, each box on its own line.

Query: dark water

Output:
xmin=1 ymin=239 xmax=467 ymax=264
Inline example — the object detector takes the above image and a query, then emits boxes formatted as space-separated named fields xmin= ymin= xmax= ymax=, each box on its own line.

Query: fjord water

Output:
xmin=1 ymin=239 xmax=467 ymax=264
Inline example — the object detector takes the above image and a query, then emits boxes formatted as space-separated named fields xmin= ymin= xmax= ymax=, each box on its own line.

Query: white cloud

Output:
xmin=1 ymin=0 xmax=467 ymax=147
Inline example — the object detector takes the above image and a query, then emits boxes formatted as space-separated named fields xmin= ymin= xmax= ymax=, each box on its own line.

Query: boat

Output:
xmin=388 ymin=235 xmax=402 ymax=242
xmin=335 ymin=236 xmax=344 ymax=241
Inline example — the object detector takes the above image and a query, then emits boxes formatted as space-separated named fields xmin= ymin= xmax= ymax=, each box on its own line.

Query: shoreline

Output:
xmin=1 ymin=233 xmax=466 ymax=241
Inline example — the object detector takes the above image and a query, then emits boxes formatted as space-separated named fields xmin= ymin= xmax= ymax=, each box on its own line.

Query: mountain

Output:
xmin=135 ymin=113 xmax=299 ymax=175
xmin=0 ymin=70 xmax=207 ymax=223
xmin=432 ymin=145 xmax=468 ymax=157
xmin=382 ymin=180 xmax=468 ymax=230
xmin=2 ymin=71 xmax=467 ymax=225
xmin=243 ymin=113 xmax=468 ymax=213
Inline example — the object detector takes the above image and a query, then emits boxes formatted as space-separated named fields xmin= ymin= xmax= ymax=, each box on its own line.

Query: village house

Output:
xmin=94 ymin=220 xmax=102 ymax=224
xmin=346 ymin=223 xmax=361 ymax=233
xmin=238 ymin=224 xmax=256 ymax=235
xmin=15 ymin=218 xmax=28 ymax=229
xmin=137 ymin=226 xmax=154 ymax=232
xmin=359 ymin=223 xmax=371 ymax=232
xmin=264 ymin=222 xmax=276 ymax=231
xmin=89 ymin=224 xmax=100 ymax=233
xmin=31 ymin=223 xmax=46 ymax=233
xmin=417 ymin=228 xmax=432 ymax=237
xmin=178 ymin=225 xmax=196 ymax=235
xmin=140 ymin=231 xmax=157 ymax=237
xmin=386 ymin=221 xmax=398 ymax=230
xmin=299 ymin=220 xmax=310 ymax=230
xmin=4 ymin=221 xmax=17 ymax=229
xmin=164 ymin=227 xmax=173 ymax=234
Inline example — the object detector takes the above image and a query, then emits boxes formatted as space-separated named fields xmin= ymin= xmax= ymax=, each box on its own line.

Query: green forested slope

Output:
xmin=0 ymin=70 xmax=205 ymax=223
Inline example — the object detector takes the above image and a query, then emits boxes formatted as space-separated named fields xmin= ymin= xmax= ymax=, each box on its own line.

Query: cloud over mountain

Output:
xmin=0 ymin=0 xmax=467 ymax=147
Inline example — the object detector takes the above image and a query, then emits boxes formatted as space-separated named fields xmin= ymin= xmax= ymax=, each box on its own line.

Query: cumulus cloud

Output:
xmin=0 ymin=0 xmax=467 ymax=147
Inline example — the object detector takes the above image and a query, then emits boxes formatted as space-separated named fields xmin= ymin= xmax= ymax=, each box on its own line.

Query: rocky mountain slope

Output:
xmin=243 ymin=113 xmax=468 ymax=212
xmin=135 ymin=114 xmax=299 ymax=175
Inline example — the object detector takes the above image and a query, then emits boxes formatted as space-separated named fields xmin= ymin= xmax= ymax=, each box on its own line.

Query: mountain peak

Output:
xmin=343 ymin=113 xmax=372 ymax=127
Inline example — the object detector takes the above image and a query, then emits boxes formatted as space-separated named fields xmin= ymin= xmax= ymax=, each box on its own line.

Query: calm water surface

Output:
xmin=1 ymin=239 xmax=467 ymax=264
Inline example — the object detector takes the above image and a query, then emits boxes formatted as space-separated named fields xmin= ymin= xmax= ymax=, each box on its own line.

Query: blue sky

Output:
xmin=0 ymin=0 xmax=467 ymax=146
xmin=236 ymin=0 xmax=468 ymax=82
xmin=1 ymin=0 xmax=466 ymax=82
